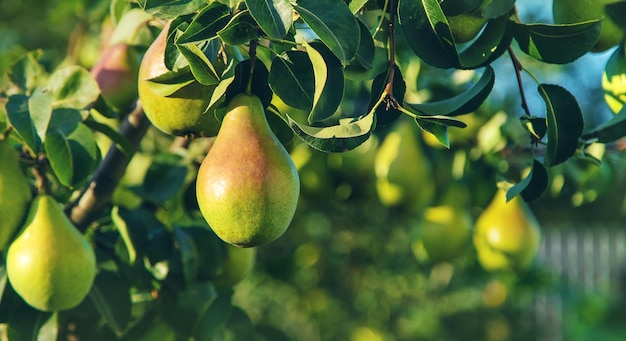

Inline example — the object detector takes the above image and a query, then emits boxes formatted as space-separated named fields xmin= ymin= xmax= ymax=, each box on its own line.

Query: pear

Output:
xmin=138 ymin=22 xmax=221 ymax=137
xmin=553 ymin=0 xmax=625 ymax=52
xmin=447 ymin=12 xmax=487 ymax=44
xmin=214 ymin=244 xmax=256 ymax=288
xmin=6 ymin=195 xmax=97 ymax=312
xmin=91 ymin=42 xmax=140 ymax=110
xmin=472 ymin=189 xmax=541 ymax=272
xmin=0 ymin=138 xmax=32 ymax=251
xmin=374 ymin=118 xmax=435 ymax=212
xmin=196 ymin=93 xmax=300 ymax=247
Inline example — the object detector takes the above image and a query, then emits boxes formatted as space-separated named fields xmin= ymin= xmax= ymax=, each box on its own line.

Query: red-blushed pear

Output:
xmin=196 ymin=93 xmax=300 ymax=248
xmin=138 ymin=22 xmax=221 ymax=137
xmin=90 ymin=42 xmax=140 ymax=110
xmin=0 ymin=138 xmax=32 ymax=251
xmin=6 ymin=195 xmax=97 ymax=312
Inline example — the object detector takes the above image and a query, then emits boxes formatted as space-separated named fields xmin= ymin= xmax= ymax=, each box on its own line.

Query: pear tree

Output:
xmin=1 ymin=0 xmax=626 ymax=339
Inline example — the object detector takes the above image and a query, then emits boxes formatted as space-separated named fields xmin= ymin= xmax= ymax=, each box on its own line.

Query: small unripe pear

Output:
xmin=91 ymin=42 xmax=140 ymax=110
xmin=196 ymin=93 xmax=300 ymax=247
xmin=6 ymin=195 xmax=97 ymax=312
xmin=0 ymin=138 xmax=32 ymax=250
xmin=138 ymin=22 xmax=221 ymax=137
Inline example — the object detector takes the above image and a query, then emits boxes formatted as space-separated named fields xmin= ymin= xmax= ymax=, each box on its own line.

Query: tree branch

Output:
xmin=66 ymin=103 xmax=151 ymax=231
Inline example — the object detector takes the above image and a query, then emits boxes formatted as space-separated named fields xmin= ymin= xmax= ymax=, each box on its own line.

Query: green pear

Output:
xmin=374 ymin=118 xmax=435 ymax=212
xmin=0 ymin=138 xmax=32 ymax=251
xmin=91 ymin=42 xmax=140 ymax=110
xmin=138 ymin=22 xmax=221 ymax=137
xmin=553 ymin=0 xmax=625 ymax=52
xmin=214 ymin=244 xmax=256 ymax=288
xmin=472 ymin=189 xmax=541 ymax=272
xmin=196 ymin=93 xmax=300 ymax=247
xmin=6 ymin=195 xmax=97 ymax=312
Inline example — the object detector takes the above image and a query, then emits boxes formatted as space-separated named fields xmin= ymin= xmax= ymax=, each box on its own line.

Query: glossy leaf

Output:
xmin=457 ymin=15 xmax=513 ymax=69
xmin=512 ymin=20 xmax=602 ymax=64
xmin=47 ymin=65 xmax=100 ymax=110
xmin=293 ymin=0 xmax=360 ymax=64
xmin=417 ymin=119 xmax=450 ymax=148
xmin=603 ymin=42 xmax=626 ymax=114
xmin=176 ymin=43 xmax=220 ymax=85
xmin=246 ymin=0 xmax=293 ymax=39
xmin=269 ymin=50 xmax=315 ymax=111
xmin=130 ymin=157 xmax=188 ymax=203
xmin=351 ymin=19 xmax=376 ymax=70
xmin=145 ymin=68 xmax=196 ymax=97
xmin=8 ymin=50 xmax=44 ymax=91
xmin=538 ymin=84 xmax=584 ymax=166
xmin=28 ymin=87 xmax=52 ymax=143
xmin=137 ymin=0 xmax=206 ymax=19
xmin=306 ymin=42 xmax=344 ymax=123
xmin=88 ymin=271 xmax=132 ymax=337
xmin=82 ymin=118 xmax=133 ymax=156
xmin=480 ymin=0 xmax=515 ymax=19
xmin=287 ymin=113 xmax=374 ymax=152
xmin=506 ymin=159 xmax=548 ymax=203
xmin=6 ymin=94 xmax=41 ymax=154
xmin=398 ymin=0 xmax=458 ymax=69
xmin=582 ymin=105 xmax=626 ymax=143
xmin=217 ymin=10 xmax=260 ymax=45
xmin=408 ymin=66 xmax=495 ymax=116
xmin=176 ymin=3 xmax=231 ymax=44
xmin=521 ymin=116 xmax=548 ymax=140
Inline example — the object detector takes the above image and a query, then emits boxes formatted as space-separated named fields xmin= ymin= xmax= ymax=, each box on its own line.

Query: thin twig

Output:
xmin=508 ymin=47 xmax=533 ymax=118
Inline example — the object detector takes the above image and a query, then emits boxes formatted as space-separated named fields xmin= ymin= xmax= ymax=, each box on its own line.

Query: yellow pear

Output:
xmin=553 ymin=0 xmax=625 ymax=52
xmin=6 ymin=195 xmax=97 ymax=312
xmin=417 ymin=184 xmax=472 ymax=262
xmin=0 ymin=138 xmax=32 ymax=251
xmin=138 ymin=22 xmax=221 ymax=137
xmin=91 ymin=42 xmax=140 ymax=110
xmin=472 ymin=189 xmax=541 ymax=272
xmin=374 ymin=118 xmax=435 ymax=212
xmin=196 ymin=93 xmax=300 ymax=247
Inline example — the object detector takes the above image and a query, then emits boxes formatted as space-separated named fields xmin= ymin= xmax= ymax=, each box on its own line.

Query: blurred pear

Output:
xmin=473 ymin=189 xmax=541 ymax=272
xmin=375 ymin=119 xmax=435 ymax=212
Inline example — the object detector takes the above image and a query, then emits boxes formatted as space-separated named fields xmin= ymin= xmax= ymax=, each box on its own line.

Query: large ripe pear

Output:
xmin=553 ymin=0 xmax=625 ymax=52
xmin=473 ymin=189 xmax=541 ymax=272
xmin=91 ymin=42 xmax=140 ymax=110
xmin=0 ymin=139 xmax=32 ymax=251
xmin=6 ymin=195 xmax=97 ymax=312
xmin=138 ymin=22 xmax=221 ymax=137
xmin=196 ymin=93 xmax=300 ymax=247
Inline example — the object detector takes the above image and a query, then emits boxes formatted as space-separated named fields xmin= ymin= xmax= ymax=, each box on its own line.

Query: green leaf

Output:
xmin=408 ymin=66 xmax=495 ymax=116
xmin=137 ymin=0 xmax=207 ymax=19
xmin=6 ymin=94 xmax=41 ymax=154
xmin=1 ymin=281 xmax=54 ymax=341
xmin=417 ymin=119 xmax=450 ymax=148
xmin=167 ymin=282 xmax=220 ymax=338
xmin=288 ymin=112 xmax=374 ymax=152
xmin=512 ymin=20 xmax=602 ymax=64
xmin=603 ymin=42 xmax=626 ymax=114
xmin=130 ymin=157 xmax=188 ymax=203
xmin=606 ymin=2 xmax=626 ymax=29
xmin=82 ymin=118 xmax=133 ymax=156
xmin=480 ymin=0 xmax=515 ymax=19
xmin=44 ymin=115 xmax=98 ymax=187
xmin=190 ymin=290 xmax=234 ymax=340
xmin=176 ymin=3 xmax=231 ymax=44
xmin=8 ymin=50 xmax=44 ymax=91
xmin=520 ymin=116 xmax=548 ymax=140
xmin=111 ymin=206 xmax=138 ymax=264
xmin=305 ymin=42 xmax=344 ymax=123
xmin=88 ymin=271 xmax=132 ymax=337
xmin=440 ymin=0 xmax=483 ymax=16
xmin=216 ymin=10 xmax=260 ymax=45
xmin=225 ymin=59 xmax=273 ymax=109
xmin=269 ymin=50 xmax=315 ymax=111
xmin=176 ymin=43 xmax=220 ymax=86
xmin=173 ymin=226 xmax=199 ymax=285
xmin=28 ymin=87 xmax=53 ymax=143
xmin=293 ymin=0 xmax=360 ymax=65
xmin=538 ymin=84 xmax=584 ymax=167
xmin=47 ymin=65 xmax=100 ymax=109
xmin=398 ymin=0 xmax=458 ymax=69
xmin=352 ymin=19 xmax=376 ymax=70
xmin=582 ymin=105 xmax=626 ymax=143
xmin=246 ymin=0 xmax=293 ymax=39
xmin=145 ymin=68 xmax=196 ymax=97
xmin=506 ymin=160 xmax=548 ymax=202
xmin=457 ymin=15 xmax=513 ymax=69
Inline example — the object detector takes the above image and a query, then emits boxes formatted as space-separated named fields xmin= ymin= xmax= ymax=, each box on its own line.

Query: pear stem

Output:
xmin=245 ymin=39 xmax=259 ymax=95
xmin=33 ymin=154 xmax=50 ymax=195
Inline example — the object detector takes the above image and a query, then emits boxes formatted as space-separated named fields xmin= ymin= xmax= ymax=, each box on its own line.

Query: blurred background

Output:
xmin=2 ymin=0 xmax=626 ymax=340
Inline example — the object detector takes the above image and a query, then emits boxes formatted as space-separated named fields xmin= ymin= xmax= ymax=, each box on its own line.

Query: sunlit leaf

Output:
xmin=305 ymin=42 xmax=344 ymax=123
xmin=506 ymin=159 xmax=548 ymax=202
xmin=6 ymin=94 xmax=41 ymax=154
xmin=269 ymin=50 xmax=315 ymax=111
xmin=217 ymin=10 xmax=260 ymax=45
xmin=176 ymin=3 xmax=231 ymax=44
xmin=246 ymin=0 xmax=293 ymax=39
xmin=47 ymin=65 xmax=100 ymax=110
xmin=288 ymin=112 xmax=374 ymax=152
xmin=176 ymin=43 xmax=220 ymax=85
xmin=138 ymin=0 xmax=206 ymax=19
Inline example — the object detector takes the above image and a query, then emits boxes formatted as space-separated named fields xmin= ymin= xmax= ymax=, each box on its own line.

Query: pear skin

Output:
xmin=6 ymin=195 xmax=97 ymax=312
xmin=138 ymin=22 xmax=221 ymax=137
xmin=473 ymin=189 xmax=541 ymax=272
xmin=196 ymin=93 xmax=300 ymax=247
xmin=91 ymin=42 xmax=140 ymax=110
xmin=0 ymin=139 xmax=32 ymax=250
